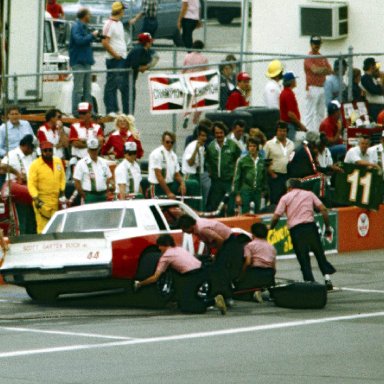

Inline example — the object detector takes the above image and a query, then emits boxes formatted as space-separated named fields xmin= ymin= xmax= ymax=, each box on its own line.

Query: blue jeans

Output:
xmin=329 ymin=144 xmax=347 ymax=162
xmin=72 ymin=64 xmax=92 ymax=116
xmin=142 ymin=17 xmax=158 ymax=37
xmin=104 ymin=58 xmax=129 ymax=114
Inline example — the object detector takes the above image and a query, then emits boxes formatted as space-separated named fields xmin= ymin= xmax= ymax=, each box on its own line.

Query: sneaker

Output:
xmin=325 ymin=279 xmax=333 ymax=291
xmin=214 ymin=294 xmax=227 ymax=315
xmin=253 ymin=290 xmax=264 ymax=303
xmin=182 ymin=116 xmax=189 ymax=129
xmin=107 ymin=112 xmax=118 ymax=118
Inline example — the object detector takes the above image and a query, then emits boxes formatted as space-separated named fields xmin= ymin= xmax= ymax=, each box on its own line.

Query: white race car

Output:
xmin=0 ymin=199 xmax=250 ymax=305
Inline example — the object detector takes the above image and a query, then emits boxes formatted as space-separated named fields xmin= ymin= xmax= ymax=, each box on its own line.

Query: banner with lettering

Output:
xmin=148 ymin=70 xmax=220 ymax=114
xmin=261 ymin=211 xmax=338 ymax=257
xmin=334 ymin=163 xmax=383 ymax=210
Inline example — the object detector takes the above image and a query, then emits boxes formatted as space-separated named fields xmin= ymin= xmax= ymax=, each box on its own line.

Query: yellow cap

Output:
xmin=266 ymin=60 xmax=283 ymax=78
xmin=112 ymin=2 xmax=125 ymax=12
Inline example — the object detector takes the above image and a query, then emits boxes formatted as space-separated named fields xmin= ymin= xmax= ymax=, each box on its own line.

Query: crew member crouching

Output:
xmin=135 ymin=234 xmax=227 ymax=315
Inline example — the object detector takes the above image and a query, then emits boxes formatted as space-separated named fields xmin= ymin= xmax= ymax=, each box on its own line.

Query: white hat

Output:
xmin=78 ymin=102 xmax=92 ymax=113
xmin=87 ymin=137 xmax=99 ymax=149
xmin=124 ymin=141 xmax=137 ymax=152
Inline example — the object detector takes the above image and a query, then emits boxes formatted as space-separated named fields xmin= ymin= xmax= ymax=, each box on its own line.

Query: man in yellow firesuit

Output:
xmin=28 ymin=141 xmax=66 ymax=233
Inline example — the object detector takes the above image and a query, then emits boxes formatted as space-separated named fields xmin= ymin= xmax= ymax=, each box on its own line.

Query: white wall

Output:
xmin=249 ymin=0 xmax=384 ymax=107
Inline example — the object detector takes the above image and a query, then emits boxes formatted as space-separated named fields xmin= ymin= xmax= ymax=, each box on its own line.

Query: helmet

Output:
xmin=266 ymin=60 xmax=283 ymax=78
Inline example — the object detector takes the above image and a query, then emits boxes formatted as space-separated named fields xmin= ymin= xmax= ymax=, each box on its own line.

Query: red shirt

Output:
xmin=46 ymin=1 xmax=64 ymax=19
xmin=155 ymin=247 xmax=202 ymax=274
xmin=244 ymin=238 xmax=276 ymax=269
xmin=225 ymin=89 xmax=249 ymax=111
xmin=193 ymin=218 xmax=232 ymax=248
xmin=274 ymin=188 xmax=323 ymax=229
xmin=304 ymin=51 xmax=332 ymax=88
xmin=280 ymin=87 xmax=300 ymax=123
xmin=319 ymin=115 xmax=342 ymax=144
xmin=101 ymin=131 xmax=144 ymax=159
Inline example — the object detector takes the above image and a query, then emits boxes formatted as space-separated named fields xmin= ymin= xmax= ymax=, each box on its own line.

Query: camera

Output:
xmin=90 ymin=27 xmax=106 ymax=43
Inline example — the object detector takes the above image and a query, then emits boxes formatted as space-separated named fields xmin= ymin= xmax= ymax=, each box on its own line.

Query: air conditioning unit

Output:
xmin=300 ymin=2 xmax=348 ymax=40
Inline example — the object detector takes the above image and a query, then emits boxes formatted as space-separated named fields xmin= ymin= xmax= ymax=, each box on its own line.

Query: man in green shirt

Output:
xmin=206 ymin=121 xmax=241 ymax=214
xmin=233 ymin=138 xmax=268 ymax=213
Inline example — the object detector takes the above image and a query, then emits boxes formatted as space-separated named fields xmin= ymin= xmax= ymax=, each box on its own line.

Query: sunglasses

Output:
xmin=42 ymin=148 xmax=53 ymax=152
xmin=164 ymin=140 xmax=174 ymax=144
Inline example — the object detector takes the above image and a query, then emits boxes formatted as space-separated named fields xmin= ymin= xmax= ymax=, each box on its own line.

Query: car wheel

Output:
xmin=216 ymin=12 xmax=235 ymax=25
xmin=25 ymin=284 xmax=58 ymax=303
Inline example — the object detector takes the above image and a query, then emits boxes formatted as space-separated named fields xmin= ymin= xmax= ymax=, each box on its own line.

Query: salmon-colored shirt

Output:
xmin=193 ymin=218 xmax=232 ymax=247
xmin=244 ymin=238 xmax=276 ymax=269
xmin=155 ymin=246 xmax=201 ymax=274
xmin=304 ymin=51 xmax=332 ymax=88
xmin=274 ymin=188 xmax=323 ymax=229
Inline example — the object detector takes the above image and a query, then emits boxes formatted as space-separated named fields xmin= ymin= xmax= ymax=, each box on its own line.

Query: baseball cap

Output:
xmin=87 ymin=137 xmax=99 ymax=150
xmin=282 ymin=71 xmax=298 ymax=82
xmin=327 ymin=100 xmax=341 ymax=115
xmin=237 ymin=72 xmax=251 ymax=82
xmin=124 ymin=141 xmax=137 ymax=153
xmin=78 ymin=102 xmax=92 ymax=113
xmin=112 ymin=2 xmax=126 ymax=12
xmin=138 ymin=32 xmax=153 ymax=44
xmin=310 ymin=35 xmax=322 ymax=45
xmin=40 ymin=141 xmax=54 ymax=150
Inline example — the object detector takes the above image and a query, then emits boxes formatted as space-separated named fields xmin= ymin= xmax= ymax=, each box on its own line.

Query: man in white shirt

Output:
xmin=1 ymin=134 xmax=37 ymax=234
xmin=264 ymin=121 xmax=295 ymax=204
xmin=182 ymin=125 xmax=208 ymax=209
xmin=344 ymin=135 xmax=379 ymax=169
xmin=115 ymin=141 xmax=143 ymax=199
xmin=263 ymin=60 xmax=283 ymax=110
xmin=102 ymin=1 xmax=128 ymax=116
xmin=148 ymin=131 xmax=186 ymax=199
xmin=73 ymin=137 xmax=114 ymax=204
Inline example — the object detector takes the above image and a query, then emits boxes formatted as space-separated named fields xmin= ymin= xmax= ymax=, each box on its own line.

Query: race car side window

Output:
xmin=159 ymin=205 xmax=187 ymax=230
xmin=122 ymin=208 xmax=138 ymax=228
xmin=45 ymin=214 xmax=64 ymax=233
xmin=149 ymin=205 xmax=166 ymax=230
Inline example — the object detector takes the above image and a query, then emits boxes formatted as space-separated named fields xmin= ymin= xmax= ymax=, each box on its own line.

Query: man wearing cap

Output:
xmin=324 ymin=59 xmax=348 ymax=107
xmin=319 ymin=100 xmax=346 ymax=161
xmin=147 ymin=131 xmax=187 ymax=199
xmin=28 ymin=141 xmax=66 ymax=234
xmin=125 ymin=32 xmax=159 ymax=114
xmin=361 ymin=57 xmax=384 ymax=122
xmin=263 ymin=60 xmax=284 ymax=110
xmin=69 ymin=102 xmax=104 ymax=166
xmin=102 ymin=2 xmax=128 ymax=116
xmin=73 ymin=138 xmax=114 ymax=204
xmin=270 ymin=178 xmax=336 ymax=290
xmin=303 ymin=35 xmax=333 ymax=133
xmin=264 ymin=121 xmax=295 ymax=205
xmin=69 ymin=8 xmax=99 ymax=116
xmin=115 ymin=141 xmax=143 ymax=199
xmin=279 ymin=72 xmax=307 ymax=142
xmin=37 ymin=109 xmax=68 ymax=160
xmin=225 ymin=72 xmax=251 ymax=111
xmin=1 ymin=135 xmax=37 ymax=234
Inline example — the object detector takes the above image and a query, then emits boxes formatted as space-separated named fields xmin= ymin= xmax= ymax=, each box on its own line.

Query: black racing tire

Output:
xmin=25 ymin=284 xmax=59 ymax=303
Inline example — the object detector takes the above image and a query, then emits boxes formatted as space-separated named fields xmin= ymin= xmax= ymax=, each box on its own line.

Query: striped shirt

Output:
xmin=143 ymin=0 xmax=158 ymax=18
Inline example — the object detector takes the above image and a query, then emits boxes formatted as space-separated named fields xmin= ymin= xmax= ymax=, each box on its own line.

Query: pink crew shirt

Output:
xmin=155 ymin=246 xmax=201 ymax=274
xmin=244 ymin=238 xmax=276 ymax=269
xmin=193 ymin=218 xmax=232 ymax=248
xmin=274 ymin=189 xmax=323 ymax=229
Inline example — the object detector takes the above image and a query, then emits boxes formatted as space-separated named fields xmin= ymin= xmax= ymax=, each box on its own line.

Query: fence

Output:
xmin=1 ymin=47 xmax=384 ymax=159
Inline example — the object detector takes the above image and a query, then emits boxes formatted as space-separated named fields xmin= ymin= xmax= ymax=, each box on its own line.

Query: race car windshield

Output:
xmin=62 ymin=209 xmax=126 ymax=232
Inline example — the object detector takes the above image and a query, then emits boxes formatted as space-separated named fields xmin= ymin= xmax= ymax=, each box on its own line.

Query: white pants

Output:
xmin=304 ymin=86 xmax=326 ymax=132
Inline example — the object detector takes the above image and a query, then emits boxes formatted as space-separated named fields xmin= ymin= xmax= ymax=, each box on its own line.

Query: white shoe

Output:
xmin=253 ymin=290 xmax=264 ymax=303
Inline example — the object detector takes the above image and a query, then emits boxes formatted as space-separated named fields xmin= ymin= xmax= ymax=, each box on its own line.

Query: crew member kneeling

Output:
xmin=135 ymin=234 xmax=227 ymax=315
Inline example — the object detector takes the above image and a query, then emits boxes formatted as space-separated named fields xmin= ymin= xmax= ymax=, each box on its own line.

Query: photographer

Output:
xmin=69 ymin=7 xmax=98 ymax=117
xmin=102 ymin=2 xmax=128 ymax=116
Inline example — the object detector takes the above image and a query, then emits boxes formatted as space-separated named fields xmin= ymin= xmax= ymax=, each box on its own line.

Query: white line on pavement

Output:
xmin=0 ymin=327 xmax=135 ymax=340
xmin=0 ymin=311 xmax=384 ymax=359
xmin=341 ymin=287 xmax=384 ymax=294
